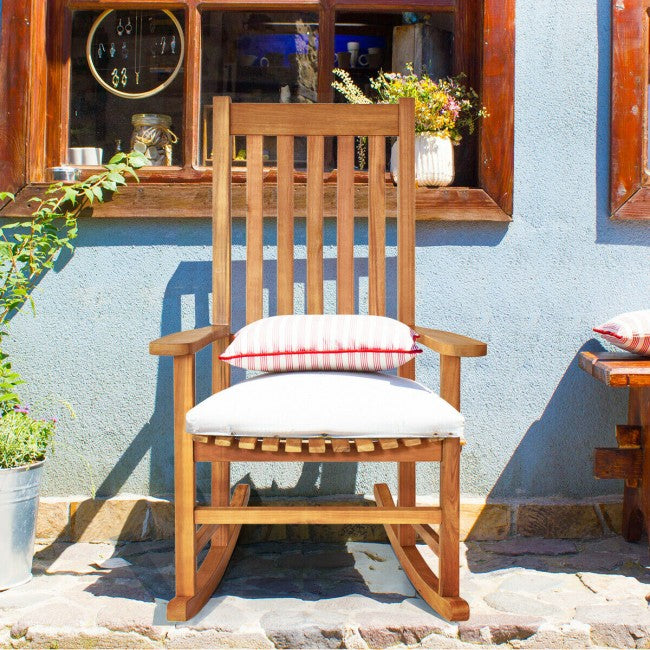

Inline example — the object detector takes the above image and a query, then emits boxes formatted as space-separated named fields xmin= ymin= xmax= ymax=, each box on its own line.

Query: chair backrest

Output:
xmin=211 ymin=97 xmax=416 ymax=382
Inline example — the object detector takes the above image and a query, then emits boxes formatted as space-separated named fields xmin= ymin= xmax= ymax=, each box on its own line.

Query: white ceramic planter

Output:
xmin=390 ymin=133 xmax=455 ymax=187
xmin=0 ymin=461 xmax=44 ymax=590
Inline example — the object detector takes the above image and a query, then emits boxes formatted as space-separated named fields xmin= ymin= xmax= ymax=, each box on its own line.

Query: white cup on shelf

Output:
xmin=347 ymin=41 xmax=360 ymax=67
xmin=82 ymin=148 xmax=100 ymax=165
xmin=67 ymin=147 xmax=84 ymax=165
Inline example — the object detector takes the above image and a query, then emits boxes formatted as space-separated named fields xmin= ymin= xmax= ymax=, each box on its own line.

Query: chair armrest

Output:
xmin=149 ymin=324 xmax=230 ymax=357
xmin=414 ymin=326 xmax=487 ymax=358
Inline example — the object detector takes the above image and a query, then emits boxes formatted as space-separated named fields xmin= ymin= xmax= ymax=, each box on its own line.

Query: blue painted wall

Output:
xmin=7 ymin=0 xmax=650 ymax=500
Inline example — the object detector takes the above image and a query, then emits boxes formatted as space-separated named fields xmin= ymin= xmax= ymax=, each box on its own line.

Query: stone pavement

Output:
xmin=0 ymin=536 xmax=649 ymax=648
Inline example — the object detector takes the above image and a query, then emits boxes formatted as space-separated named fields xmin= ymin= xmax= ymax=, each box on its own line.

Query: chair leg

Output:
xmin=439 ymin=437 xmax=460 ymax=598
xmin=398 ymin=461 xmax=416 ymax=545
xmin=212 ymin=461 xmax=230 ymax=546
xmin=374 ymin=481 xmax=469 ymax=621
xmin=168 ymin=355 xmax=198 ymax=621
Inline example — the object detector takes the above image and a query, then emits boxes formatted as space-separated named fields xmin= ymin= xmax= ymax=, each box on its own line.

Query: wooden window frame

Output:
xmin=610 ymin=0 xmax=650 ymax=219
xmin=0 ymin=0 xmax=514 ymax=222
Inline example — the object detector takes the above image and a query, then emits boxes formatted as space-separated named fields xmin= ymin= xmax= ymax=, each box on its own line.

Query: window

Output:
xmin=0 ymin=0 xmax=514 ymax=222
xmin=70 ymin=10 xmax=185 ymax=167
xmin=610 ymin=0 xmax=650 ymax=219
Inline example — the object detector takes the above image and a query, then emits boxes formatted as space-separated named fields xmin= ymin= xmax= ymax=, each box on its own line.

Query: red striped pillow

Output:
xmin=220 ymin=315 xmax=422 ymax=372
xmin=594 ymin=310 xmax=650 ymax=356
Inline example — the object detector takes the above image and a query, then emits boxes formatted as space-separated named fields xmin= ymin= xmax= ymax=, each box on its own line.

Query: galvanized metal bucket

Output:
xmin=0 ymin=461 xmax=44 ymax=590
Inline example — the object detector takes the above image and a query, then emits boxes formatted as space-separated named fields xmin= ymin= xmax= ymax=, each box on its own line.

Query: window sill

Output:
xmin=3 ymin=182 xmax=512 ymax=222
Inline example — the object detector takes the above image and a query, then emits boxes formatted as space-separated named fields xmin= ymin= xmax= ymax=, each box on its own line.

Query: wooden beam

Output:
xmin=195 ymin=505 xmax=442 ymax=525
xmin=594 ymin=448 xmax=642 ymax=480
xmin=4 ymin=183 xmax=512 ymax=222
xmin=616 ymin=424 xmax=643 ymax=448
xmin=194 ymin=438 xmax=442 ymax=463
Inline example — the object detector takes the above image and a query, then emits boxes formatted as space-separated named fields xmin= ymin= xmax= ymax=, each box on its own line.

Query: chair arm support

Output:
xmin=149 ymin=324 xmax=230 ymax=357
xmin=415 ymin=327 xmax=487 ymax=411
xmin=414 ymin=326 xmax=487 ymax=358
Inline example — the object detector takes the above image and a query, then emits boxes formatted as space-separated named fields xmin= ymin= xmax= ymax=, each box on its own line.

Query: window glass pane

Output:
xmin=334 ymin=12 xmax=454 ymax=96
xmin=201 ymin=11 xmax=319 ymax=167
xmin=69 ymin=10 xmax=184 ymax=167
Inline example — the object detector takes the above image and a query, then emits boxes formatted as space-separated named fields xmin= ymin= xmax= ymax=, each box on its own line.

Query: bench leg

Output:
xmin=626 ymin=387 xmax=650 ymax=544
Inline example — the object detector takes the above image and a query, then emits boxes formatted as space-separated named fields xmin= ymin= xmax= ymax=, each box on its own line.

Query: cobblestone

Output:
xmin=0 ymin=536 xmax=648 ymax=648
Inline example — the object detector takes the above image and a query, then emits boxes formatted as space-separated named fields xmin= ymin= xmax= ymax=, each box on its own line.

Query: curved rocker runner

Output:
xmin=150 ymin=97 xmax=487 ymax=623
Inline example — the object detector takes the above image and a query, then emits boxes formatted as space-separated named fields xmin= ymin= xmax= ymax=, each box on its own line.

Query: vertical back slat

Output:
xmin=276 ymin=135 xmax=294 ymax=315
xmin=306 ymin=136 xmax=324 ymax=314
xmin=368 ymin=135 xmax=386 ymax=316
xmin=246 ymin=134 xmax=264 ymax=323
xmin=337 ymin=135 xmax=355 ymax=314
xmin=212 ymin=96 xmax=232 ymax=394
xmin=397 ymin=98 xmax=416 ymax=381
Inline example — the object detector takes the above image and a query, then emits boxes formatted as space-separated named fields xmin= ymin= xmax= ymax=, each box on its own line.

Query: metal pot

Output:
xmin=0 ymin=461 xmax=44 ymax=590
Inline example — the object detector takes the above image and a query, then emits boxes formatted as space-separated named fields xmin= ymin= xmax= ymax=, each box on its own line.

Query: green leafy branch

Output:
xmin=0 ymin=151 xmax=146 ymax=414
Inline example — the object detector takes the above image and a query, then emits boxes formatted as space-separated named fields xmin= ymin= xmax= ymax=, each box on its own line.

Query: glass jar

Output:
xmin=130 ymin=113 xmax=178 ymax=166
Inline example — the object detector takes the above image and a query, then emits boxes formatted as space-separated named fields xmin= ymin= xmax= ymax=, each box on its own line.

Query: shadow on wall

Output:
xmin=486 ymin=339 xmax=626 ymax=502
xmin=44 ymin=211 xmax=504 ymax=548
xmin=464 ymin=338 xmax=629 ymax=545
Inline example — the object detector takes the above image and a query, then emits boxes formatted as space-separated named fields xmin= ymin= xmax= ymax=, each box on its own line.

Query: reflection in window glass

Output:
xmin=332 ymin=12 xmax=454 ymax=172
xmin=69 ymin=10 xmax=184 ymax=167
xmin=334 ymin=12 xmax=453 ymax=98
xmin=201 ymin=11 xmax=319 ymax=166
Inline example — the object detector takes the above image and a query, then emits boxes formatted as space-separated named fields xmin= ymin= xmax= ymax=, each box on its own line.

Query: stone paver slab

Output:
xmin=2 ymin=537 xmax=650 ymax=648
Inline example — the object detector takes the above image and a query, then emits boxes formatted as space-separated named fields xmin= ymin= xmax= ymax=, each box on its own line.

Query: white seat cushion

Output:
xmin=186 ymin=371 xmax=464 ymax=439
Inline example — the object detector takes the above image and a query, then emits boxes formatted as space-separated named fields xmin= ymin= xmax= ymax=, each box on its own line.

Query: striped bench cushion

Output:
xmin=594 ymin=309 xmax=650 ymax=356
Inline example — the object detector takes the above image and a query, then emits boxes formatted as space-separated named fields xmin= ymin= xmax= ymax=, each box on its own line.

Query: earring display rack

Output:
xmin=86 ymin=9 xmax=184 ymax=100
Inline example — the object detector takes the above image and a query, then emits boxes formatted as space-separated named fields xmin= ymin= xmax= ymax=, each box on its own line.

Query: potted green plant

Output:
xmin=332 ymin=64 xmax=487 ymax=186
xmin=0 ymin=152 xmax=145 ymax=590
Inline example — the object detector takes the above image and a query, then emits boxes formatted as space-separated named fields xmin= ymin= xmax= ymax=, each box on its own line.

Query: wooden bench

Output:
xmin=579 ymin=351 xmax=650 ymax=541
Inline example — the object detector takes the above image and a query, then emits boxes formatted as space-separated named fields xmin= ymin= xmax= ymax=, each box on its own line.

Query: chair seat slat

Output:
xmin=308 ymin=438 xmax=327 ymax=453
xmin=285 ymin=438 xmax=303 ymax=453
xmin=331 ymin=439 xmax=351 ymax=453
xmin=355 ymin=439 xmax=375 ymax=452
xmin=261 ymin=437 xmax=280 ymax=452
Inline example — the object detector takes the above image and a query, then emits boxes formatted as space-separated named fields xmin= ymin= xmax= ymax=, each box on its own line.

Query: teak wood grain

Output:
xmin=5 ymin=183 xmax=512 ymax=221
xmin=337 ymin=135 xmax=355 ymax=314
xmin=195 ymin=505 xmax=443 ymax=525
xmin=194 ymin=438 xmax=443 ymax=463
xmin=154 ymin=98 xmax=481 ymax=624
xmin=610 ymin=0 xmax=650 ymax=218
xmin=578 ymin=352 xmax=650 ymax=387
xmin=306 ymin=136 xmax=325 ymax=314
xmin=580 ymin=352 xmax=650 ymax=549
xmin=368 ymin=136 xmax=387 ymax=316
xmin=246 ymin=135 xmax=264 ymax=324
xmin=594 ymin=448 xmax=643 ymax=480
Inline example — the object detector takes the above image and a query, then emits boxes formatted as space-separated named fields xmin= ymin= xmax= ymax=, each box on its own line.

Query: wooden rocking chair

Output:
xmin=150 ymin=96 xmax=487 ymax=623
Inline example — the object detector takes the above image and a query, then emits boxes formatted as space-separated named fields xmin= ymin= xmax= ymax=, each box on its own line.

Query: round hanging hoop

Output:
xmin=86 ymin=9 xmax=185 ymax=100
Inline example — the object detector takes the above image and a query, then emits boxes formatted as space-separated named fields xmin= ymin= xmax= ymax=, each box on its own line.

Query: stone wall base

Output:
xmin=36 ymin=494 xmax=625 ymax=543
